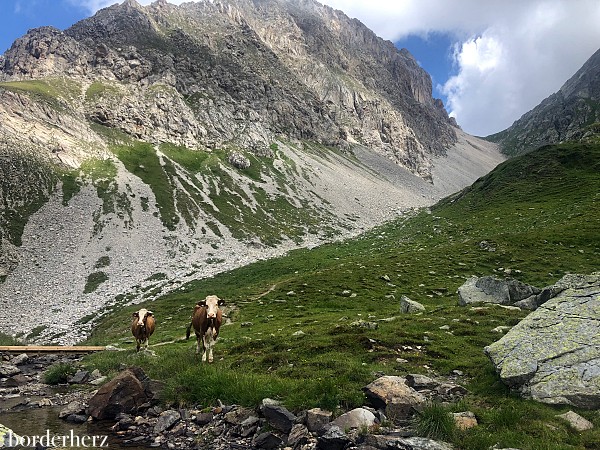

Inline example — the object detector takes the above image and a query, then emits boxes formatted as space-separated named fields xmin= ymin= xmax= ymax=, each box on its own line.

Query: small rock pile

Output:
xmin=73 ymin=367 xmax=469 ymax=450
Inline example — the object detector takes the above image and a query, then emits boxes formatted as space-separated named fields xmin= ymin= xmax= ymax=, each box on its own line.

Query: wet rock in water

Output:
xmin=87 ymin=367 xmax=159 ymax=420
xmin=59 ymin=400 xmax=87 ymax=419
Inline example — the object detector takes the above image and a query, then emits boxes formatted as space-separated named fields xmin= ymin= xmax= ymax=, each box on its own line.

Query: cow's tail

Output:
xmin=185 ymin=322 xmax=192 ymax=340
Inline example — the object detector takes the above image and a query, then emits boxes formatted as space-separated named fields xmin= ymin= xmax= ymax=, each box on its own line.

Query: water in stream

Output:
xmin=1 ymin=405 xmax=148 ymax=449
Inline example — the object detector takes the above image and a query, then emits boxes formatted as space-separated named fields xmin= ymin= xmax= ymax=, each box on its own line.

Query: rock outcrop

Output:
xmin=87 ymin=367 xmax=162 ymax=420
xmin=484 ymin=273 xmax=600 ymax=408
xmin=458 ymin=275 xmax=542 ymax=309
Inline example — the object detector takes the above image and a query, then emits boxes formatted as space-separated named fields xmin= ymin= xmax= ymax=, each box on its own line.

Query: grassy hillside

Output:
xmin=82 ymin=142 xmax=600 ymax=450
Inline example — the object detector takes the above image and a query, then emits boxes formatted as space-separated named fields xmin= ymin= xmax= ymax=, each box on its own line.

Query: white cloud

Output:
xmin=320 ymin=0 xmax=600 ymax=135
xmin=71 ymin=0 xmax=600 ymax=136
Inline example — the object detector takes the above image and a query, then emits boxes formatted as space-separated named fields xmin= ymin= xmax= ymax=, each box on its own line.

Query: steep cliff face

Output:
xmin=0 ymin=0 xmax=456 ymax=177
xmin=487 ymin=48 xmax=600 ymax=156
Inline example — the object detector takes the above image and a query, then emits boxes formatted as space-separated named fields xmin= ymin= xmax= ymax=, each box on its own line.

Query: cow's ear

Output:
xmin=132 ymin=312 xmax=139 ymax=318
xmin=193 ymin=304 xmax=202 ymax=312
xmin=218 ymin=299 xmax=225 ymax=306
xmin=146 ymin=311 xmax=153 ymax=317
xmin=197 ymin=301 xmax=207 ymax=307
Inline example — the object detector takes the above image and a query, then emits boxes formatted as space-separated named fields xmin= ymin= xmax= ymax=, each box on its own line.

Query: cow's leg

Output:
xmin=205 ymin=328 xmax=216 ymax=363
xmin=202 ymin=332 xmax=209 ymax=362
xmin=136 ymin=340 xmax=141 ymax=352
xmin=195 ymin=333 xmax=202 ymax=356
xmin=144 ymin=338 xmax=149 ymax=351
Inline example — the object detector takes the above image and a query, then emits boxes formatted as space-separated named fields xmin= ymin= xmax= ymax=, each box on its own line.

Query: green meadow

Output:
xmin=58 ymin=141 xmax=600 ymax=448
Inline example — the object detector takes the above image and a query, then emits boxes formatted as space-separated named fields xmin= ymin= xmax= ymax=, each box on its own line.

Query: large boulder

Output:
xmin=87 ymin=367 xmax=162 ymax=420
xmin=458 ymin=275 xmax=540 ymax=308
xmin=484 ymin=273 xmax=600 ymax=408
xmin=363 ymin=376 xmax=425 ymax=422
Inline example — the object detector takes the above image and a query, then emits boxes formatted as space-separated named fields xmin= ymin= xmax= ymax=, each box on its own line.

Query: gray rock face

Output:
xmin=484 ymin=273 xmax=600 ymax=408
xmin=1 ymin=0 xmax=456 ymax=178
xmin=488 ymin=48 xmax=600 ymax=155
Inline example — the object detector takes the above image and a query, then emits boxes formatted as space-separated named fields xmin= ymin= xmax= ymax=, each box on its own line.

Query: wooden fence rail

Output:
xmin=0 ymin=345 xmax=105 ymax=353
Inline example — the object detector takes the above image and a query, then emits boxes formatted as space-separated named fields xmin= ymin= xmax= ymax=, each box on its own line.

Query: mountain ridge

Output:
xmin=0 ymin=0 xmax=457 ymax=178
xmin=487 ymin=47 xmax=600 ymax=155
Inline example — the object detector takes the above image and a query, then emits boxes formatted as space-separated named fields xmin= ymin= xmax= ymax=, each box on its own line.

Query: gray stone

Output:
xmin=224 ymin=406 xmax=255 ymax=425
xmin=0 ymin=365 xmax=20 ymax=377
xmin=287 ymin=423 xmax=311 ymax=448
xmin=350 ymin=320 xmax=379 ymax=330
xmin=306 ymin=407 xmax=332 ymax=433
xmin=59 ymin=400 xmax=87 ymax=419
xmin=228 ymin=151 xmax=251 ymax=170
xmin=317 ymin=425 xmax=351 ymax=450
xmin=556 ymin=410 xmax=594 ymax=431
xmin=90 ymin=376 xmax=107 ymax=386
xmin=68 ymin=370 xmax=90 ymax=384
xmin=194 ymin=412 xmax=213 ymax=426
xmin=485 ymin=272 xmax=600 ymax=408
xmin=405 ymin=374 xmax=439 ymax=390
xmin=9 ymin=354 xmax=28 ymax=366
xmin=154 ymin=410 xmax=181 ymax=434
xmin=393 ymin=437 xmax=454 ymax=449
xmin=65 ymin=414 xmax=88 ymax=424
xmin=332 ymin=407 xmax=377 ymax=430
xmin=458 ymin=275 xmax=540 ymax=307
xmin=400 ymin=295 xmax=426 ymax=313
xmin=252 ymin=432 xmax=282 ymax=450
xmin=363 ymin=375 xmax=426 ymax=414
xmin=261 ymin=402 xmax=297 ymax=433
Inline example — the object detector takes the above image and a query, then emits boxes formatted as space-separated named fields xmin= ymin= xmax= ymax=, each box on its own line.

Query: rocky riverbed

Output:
xmin=1 ymin=352 xmax=473 ymax=450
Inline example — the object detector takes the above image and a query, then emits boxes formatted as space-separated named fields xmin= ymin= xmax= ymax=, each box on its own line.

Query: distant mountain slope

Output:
xmin=0 ymin=0 xmax=504 ymax=344
xmin=487 ymin=47 xmax=600 ymax=156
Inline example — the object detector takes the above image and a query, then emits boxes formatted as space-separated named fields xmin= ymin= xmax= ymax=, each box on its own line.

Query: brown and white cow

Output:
xmin=131 ymin=308 xmax=155 ymax=352
xmin=185 ymin=295 xmax=224 ymax=362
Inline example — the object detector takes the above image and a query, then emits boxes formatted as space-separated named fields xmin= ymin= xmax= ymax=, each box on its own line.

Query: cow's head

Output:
xmin=198 ymin=295 xmax=224 ymax=319
xmin=132 ymin=308 xmax=153 ymax=327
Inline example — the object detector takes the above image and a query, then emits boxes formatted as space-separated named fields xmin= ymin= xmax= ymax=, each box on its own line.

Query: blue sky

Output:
xmin=1 ymin=0 xmax=600 ymax=136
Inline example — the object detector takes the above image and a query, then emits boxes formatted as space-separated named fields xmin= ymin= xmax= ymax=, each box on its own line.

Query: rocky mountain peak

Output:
xmin=487 ymin=47 xmax=600 ymax=155
xmin=0 ymin=0 xmax=457 ymax=178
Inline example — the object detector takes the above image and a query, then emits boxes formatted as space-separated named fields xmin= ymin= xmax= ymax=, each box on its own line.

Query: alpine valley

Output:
xmin=0 ymin=0 xmax=503 ymax=343
xmin=1 ymin=2 xmax=600 ymax=450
